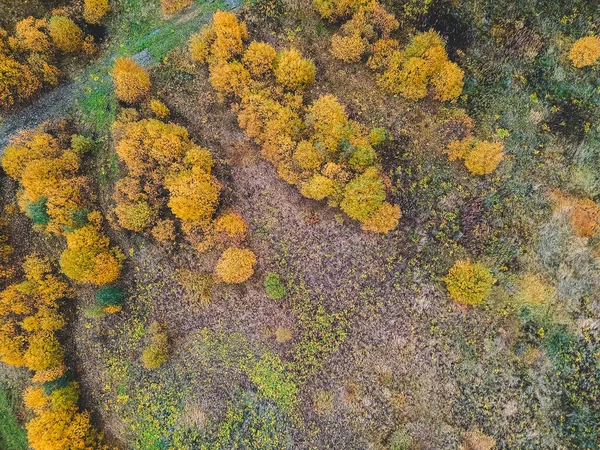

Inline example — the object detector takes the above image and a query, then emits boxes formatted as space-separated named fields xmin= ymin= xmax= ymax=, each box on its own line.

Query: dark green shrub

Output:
xmin=95 ymin=286 xmax=124 ymax=307
xmin=26 ymin=198 xmax=50 ymax=226
xmin=43 ymin=371 xmax=74 ymax=396
xmin=264 ymin=272 xmax=286 ymax=299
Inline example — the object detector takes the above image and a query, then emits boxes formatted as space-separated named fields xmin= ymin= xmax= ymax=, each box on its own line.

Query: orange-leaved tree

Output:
xmin=111 ymin=57 xmax=151 ymax=103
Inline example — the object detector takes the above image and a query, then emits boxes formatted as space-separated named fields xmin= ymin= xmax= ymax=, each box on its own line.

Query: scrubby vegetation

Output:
xmin=1 ymin=0 xmax=600 ymax=448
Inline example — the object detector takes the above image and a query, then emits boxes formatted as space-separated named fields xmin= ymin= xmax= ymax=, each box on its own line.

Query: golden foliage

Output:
xmin=374 ymin=30 xmax=464 ymax=102
xmin=211 ymin=10 xmax=248 ymax=61
xmin=13 ymin=17 xmax=51 ymax=54
xmin=114 ymin=200 xmax=156 ymax=232
xmin=189 ymin=26 xmax=215 ymax=63
xmin=23 ymin=331 xmax=64 ymax=371
xmin=331 ymin=33 xmax=366 ymax=63
xmin=431 ymin=61 xmax=465 ymax=101
xmin=300 ymin=174 xmax=336 ymax=200
xmin=60 ymin=224 xmax=123 ymax=285
xmin=367 ymin=38 xmax=399 ymax=70
xmin=243 ymin=41 xmax=277 ymax=77
xmin=444 ymin=260 xmax=495 ymax=306
xmin=306 ymin=94 xmax=349 ymax=157
xmin=0 ymin=55 xmax=41 ymax=108
xmin=24 ymin=386 xmax=48 ymax=413
xmin=209 ymin=60 xmax=252 ymax=98
xmin=161 ymin=0 xmax=193 ymax=15
xmin=340 ymin=167 xmax=386 ymax=221
xmin=166 ymin=166 xmax=221 ymax=223
xmin=213 ymin=212 xmax=247 ymax=245
xmin=149 ymin=98 xmax=170 ymax=119
xmin=151 ymin=219 xmax=176 ymax=242
xmin=83 ymin=0 xmax=111 ymax=24
xmin=446 ymin=138 xmax=504 ymax=175
xmin=274 ymin=48 xmax=316 ymax=92
xmin=215 ymin=247 xmax=257 ymax=283
xmin=313 ymin=0 xmax=369 ymax=20
xmin=48 ymin=16 xmax=83 ymax=53
xmin=463 ymin=141 xmax=504 ymax=175
xmin=26 ymin=407 xmax=101 ymax=450
xmin=293 ymin=140 xmax=321 ymax=170
xmin=569 ymin=36 xmax=600 ymax=68
xmin=360 ymin=201 xmax=401 ymax=233
xmin=111 ymin=57 xmax=151 ymax=103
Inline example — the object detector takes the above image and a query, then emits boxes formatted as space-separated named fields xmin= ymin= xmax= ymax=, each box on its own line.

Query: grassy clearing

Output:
xmin=0 ymin=383 xmax=27 ymax=450
xmin=74 ymin=0 xmax=226 ymax=133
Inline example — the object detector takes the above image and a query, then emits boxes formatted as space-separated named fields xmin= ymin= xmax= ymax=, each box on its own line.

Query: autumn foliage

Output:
xmin=48 ymin=16 xmax=84 ymax=53
xmin=111 ymin=57 xmax=151 ymax=103
xmin=0 ymin=254 xmax=106 ymax=448
xmin=314 ymin=1 xmax=464 ymax=102
xmin=110 ymin=66 xmax=255 ymax=278
xmin=188 ymin=11 xmax=401 ymax=233
xmin=444 ymin=260 xmax=495 ymax=305
xmin=215 ymin=247 xmax=257 ymax=283
xmin=1 ymin=128 xmax=123 ymax=286
xmin=569 ymin=36 xmax=600 ymax=68
xmin=83 ymin=0 xmax=111 ymax=24
xmin=446 ymin=137 xmax=505 ymax=175
xmin=162 ymin=0 xmax=193 ymax=15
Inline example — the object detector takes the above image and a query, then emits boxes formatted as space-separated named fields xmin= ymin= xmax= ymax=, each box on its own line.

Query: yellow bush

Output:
xmin=361 ymin=201 xmax=401 ymax=233
xmin=211 ymin=10 xmax=248 ymax=61
xmin=189 ymin=26 xmax=215 ymax=63
xmin=313 ymin=0 xmax=368 ymax=20
xmin=26 ymin=408 xmax=100 ymax=450
xmin=14 ymin=17 xmax=51 ymax=54
xmin=0 ymin=55 xmax=41 ymax=109
xmin=569 ymin=36 xmax=600 ymax=68
xmin=149 ymin=98 xmax=170 ymax=119
xmin=293 ymin=140 xmax=321 ymax=170
xmin=274 ymin=48 xmax=316 ymax=92
xmin=367 ymin=38 xmax=400 ymax=70
xmin=213 ymin=212 xmax=247 ymax=245
xmin=331 ymin=33 xmax=366 ymax=63
xmin=306 ymin=94 xmax=349 ymax=157
xmin=111 ymin=57 xmax=151 ymax=104
xmin=215 ymin=247 xmax=256 ymax=283
xmin=59 ymin=224 xmax=123 ymax=285
xmin=463 ymin=141 xmax=504 ymax=175
xmin=243 ymin=41 xmax=277 ymax=77
xmin=23 ymin=331 xmax=64 ymax=371
xmin=114 ymin=200 xmax=156 ymax=232
xmin=166 ymin=166 xmax=221 ymax=222
xmin=161 ymin=0 xmax=192 ymax=15
xmin=209 ymin=60 xmax=251 ymax=97
xmin=300 ymin=174 xmax=336 ymax=200
xmin=151 ymin=219 xmax=176 ymax=242
xmin=48 ymin=16 xmax=83 ymax=53
xmin=393 ymin=57 xmax=430 ymax=99
xmin=83 ymin=0 xmax=111 ymax=24
xmin=431 ymin=60 xmax=464 ymax=101
xmin=340 ymin=167 xmax=386 ymax=221
xmin=444 ymin=260 xmax=495 ymax=305
xmin=24 ymin=386 xmax=48 ymax=413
